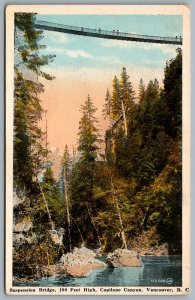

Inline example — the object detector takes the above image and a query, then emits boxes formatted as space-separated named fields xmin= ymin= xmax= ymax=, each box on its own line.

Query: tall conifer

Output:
xmin=138 ymin=78 xmax=145 ymax=103
xmin=14 ymin=13 xmax=55 ymax=191
xmin=111 ymin=76 xmax=121 ymax=121
xmin=71 ymin=95 xmax=100 ymax=247
xmin=102 ymin=89 xmax=112 ymax=123
xmin=120 ymin=67 xmax=135 ymax=113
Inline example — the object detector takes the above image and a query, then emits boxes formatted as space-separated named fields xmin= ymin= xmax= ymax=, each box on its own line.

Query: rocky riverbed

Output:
xmin=41 ymin=247 xmax=142 ymax=278
xmin=13 ymin=245 xmax=169 ymax=283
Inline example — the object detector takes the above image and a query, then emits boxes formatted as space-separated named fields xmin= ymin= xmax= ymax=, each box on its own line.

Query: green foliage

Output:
xmin=58 ymin=145 xmax=72 ymax=199
xmin=102 ymin=51 xmax=182 ymax=253
xmin=15 ymin=13 xmax=55 ymax=78
xmin=107 ymin=68 xmax=136 ymax=122
xmin=13 ymin=13 xmax=60 ymax=279
xmin=41 ymin=166 xmax=65 ymax=228
xmin=70 ymin=95 xmax=101 ymax=248
xmin=111 ymin=76 xmax=121 ymax=121
xmin=102 ymin=89 xmax=112 ymax=121
xmin=138 ymin=78 xmax=145 ymax=103
xmin=119 ymin=67 xmax=135 ymax=114
xmin=14 ymin=13 xmax=55 ymax=192
xmin=65 ymin=54 xmax=182 ymax=252
xmin=163 ymin=48 xmax=182 ymax=138
xmin=14 ymin=68 xmax=45 ymax=190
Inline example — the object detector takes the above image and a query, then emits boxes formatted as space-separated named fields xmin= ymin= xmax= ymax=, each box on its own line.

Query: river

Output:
xmin=14 ymin=255 xmax=182 ymax=287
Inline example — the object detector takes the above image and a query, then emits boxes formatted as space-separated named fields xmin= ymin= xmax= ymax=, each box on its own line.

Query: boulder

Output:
xmin=60 ymin=247 xmax=96 ymax=264
xmin=107 ymin=248 xmax=142 ymax=267
xmin=60 ymin=247 xmax=107 ymax=277
xmin=65 ymin=258 xmax=106 ymax=277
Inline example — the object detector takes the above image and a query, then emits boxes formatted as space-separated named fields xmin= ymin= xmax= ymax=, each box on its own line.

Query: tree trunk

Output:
xmin=39 ymin=182 xmax=55 ymax=231
xmin=64 ymin=166 xmax=72 ymax=252
xmin=111 ymin=177 xmax=128 ymax=249
xmin=45 ymin=110 xmax=48 ymax=161
xmin=121 ymin=100 xmax=128 ymax=136
xmin=141 ymin=204 xmax=155 ymax=230
xmin=76 ymin=223 xmax=85 ymax=247
xmin=46 ymin=250 xmax=50 ymax=266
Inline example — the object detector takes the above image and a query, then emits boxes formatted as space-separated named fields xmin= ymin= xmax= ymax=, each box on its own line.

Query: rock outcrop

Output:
xmin=41 ymin=247 xmax=107 ymax=278
xmin=13 ymin=219 xmax=34 ymax=245
xmin=60 ymin=247 xmax=107 ymax=277
xmin=107 ymin=248 xmax=142 ymax=267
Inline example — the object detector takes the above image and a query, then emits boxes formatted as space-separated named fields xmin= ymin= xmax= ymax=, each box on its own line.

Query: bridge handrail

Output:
xmin=35 ymin=20 xmax=182 ymax=43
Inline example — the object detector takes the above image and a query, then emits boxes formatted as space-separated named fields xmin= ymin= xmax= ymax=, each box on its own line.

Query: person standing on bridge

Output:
xmin=98 ymin=28 xmax=101 ymax=34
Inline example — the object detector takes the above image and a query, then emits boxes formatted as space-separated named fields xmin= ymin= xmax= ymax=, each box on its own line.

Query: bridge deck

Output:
xmin=35 ymin=20 xmax=182 ymax=46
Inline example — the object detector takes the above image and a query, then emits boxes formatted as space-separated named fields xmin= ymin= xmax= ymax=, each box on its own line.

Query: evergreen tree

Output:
xmin=145 ymin=79 xmax=159 ymax=102
xmin=104 ymin=50 xmax=182 ymax=253
xmin=120 ymin=67 xmax=136 ymax=136
xmin=102 ymin=89 xmax=112 ymax=122
xmin=13 ymin=14 xmax=59 ymax=279
xmin=58 ymin=146 xmax=72 ymax=198
xmin=138 ymin=78 xmax=145 ymax=103
xmin=14 ymin=13 xmax=55 ymax=192
xmin=40 ymin=165 xmax=64 ymax=229
xmin=15 ymin=13 xmax=55 ymax=80
xmin=14 ymin=69 xmax=46 ymax=190
xmin=120 ymin=67 xmax=135 ymax=113
xmin=111 ymin=76 xmax=121 ymax=121
xmin=77 ymin=95 xmax=100 ymax=161
xmin=71 ymin=95 xmax=100 ymax=247
xmin=58 ymin=145 xmax=72 ymax=251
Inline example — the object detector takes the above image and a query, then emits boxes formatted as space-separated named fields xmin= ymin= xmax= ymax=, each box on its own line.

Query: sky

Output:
xmin=36 ymin=14 xmax=183 ymax=154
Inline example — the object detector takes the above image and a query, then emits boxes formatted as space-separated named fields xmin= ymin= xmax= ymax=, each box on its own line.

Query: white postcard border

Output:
xmin=5 ymin=4 xmax=190 ymax=295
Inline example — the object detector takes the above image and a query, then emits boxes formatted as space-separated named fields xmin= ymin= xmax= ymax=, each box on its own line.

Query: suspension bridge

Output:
xmin=35 ymin=20 xmax=182 ymax=46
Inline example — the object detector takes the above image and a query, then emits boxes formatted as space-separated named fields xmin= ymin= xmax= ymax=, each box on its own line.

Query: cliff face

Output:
xmin=13 ymin=192 xmax=34 ymax=247
xmin=13 ymin=188 xmax=63 ymax=281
